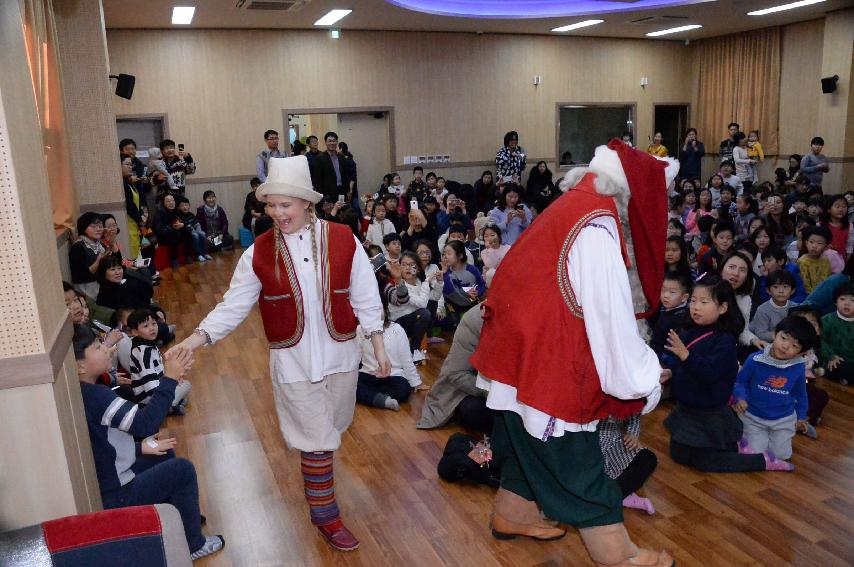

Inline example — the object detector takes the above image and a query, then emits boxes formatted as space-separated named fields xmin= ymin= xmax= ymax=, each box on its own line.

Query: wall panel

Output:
xmin=779 ymin=19 xmax=824 ymax=157
xmin=106 ymin=29 xmax=695 ymax=186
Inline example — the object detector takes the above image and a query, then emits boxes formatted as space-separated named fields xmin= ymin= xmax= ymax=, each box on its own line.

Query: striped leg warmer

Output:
xmin=301 ymin=451 xmax=340 ymax=526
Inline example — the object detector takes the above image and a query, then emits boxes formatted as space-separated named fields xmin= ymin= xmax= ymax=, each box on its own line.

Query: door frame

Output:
xmin=651 ymin=103 xmax=691 ymax=150
xmin=282 ymin=106 xmax=395 ymax=167
xmin=115 ymin=113 xmax=171 ymax=141
xmin=555 ymin=102 xmax=638 ymax=169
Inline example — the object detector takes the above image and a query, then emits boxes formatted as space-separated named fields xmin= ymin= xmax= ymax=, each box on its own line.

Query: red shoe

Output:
xmin=317 ymin=519 xmax=360 ymax=551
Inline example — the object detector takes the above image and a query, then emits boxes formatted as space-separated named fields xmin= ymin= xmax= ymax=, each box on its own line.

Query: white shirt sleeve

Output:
xmin=348 ymin=235 xmax=384 ymax=334
xmin=568 ymin=218 xmax=661 ymax=400
xmin=198 ymin=246 xmax=262 ymax=343
xmin=392 ymin=324 xmax=422 ymax=387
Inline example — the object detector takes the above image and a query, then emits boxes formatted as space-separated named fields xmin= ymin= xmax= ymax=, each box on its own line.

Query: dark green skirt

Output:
xmin=492 ymin=411 xmax=623 ymax=528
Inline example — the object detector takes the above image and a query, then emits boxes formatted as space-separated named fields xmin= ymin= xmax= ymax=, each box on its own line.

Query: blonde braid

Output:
xmin=308 ymin=207 xmax=322 ymax=295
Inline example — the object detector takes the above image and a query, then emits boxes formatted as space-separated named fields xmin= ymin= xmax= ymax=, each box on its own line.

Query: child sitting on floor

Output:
xmin=598 ymin=413 xmax=658 ymax=515
xmin=755 ymin=246 xmax=808 ymax=304
xmin=797 ymin=225 xmax=833 ymax=293
xmin=73 ymin=324 xmax=224 ymax=560
xmin=356 ymin=306 xmax=427 ymax=411
xmin=733 ymin=316 xmax=818 ymax=462
xmin=788 ymin=305 xmax=829 ymax=437
xmin=649 ymin=272 xmax=691 ymax=360
xmin=663 ymin=274 xmax=793 ymax=473
xmin=750 ymin=270 xmax=799 ymax=343
xmin=366 ymin=202 xmax=397 ymax=253
xmin=128 ymin=308 xmax=191 ymax=414
xmin=820 ymin=281 xmax=854 ymax=385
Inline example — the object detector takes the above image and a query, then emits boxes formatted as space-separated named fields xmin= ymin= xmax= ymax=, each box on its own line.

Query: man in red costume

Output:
xmin=471 ymin=140 xmax=679 ymax=567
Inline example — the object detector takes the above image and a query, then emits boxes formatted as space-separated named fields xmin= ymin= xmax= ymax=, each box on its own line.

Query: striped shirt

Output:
xmin=129 ymin=338 xmax=165 ymax=405
xmin=80 ymin=379 xmax=177 ymax=494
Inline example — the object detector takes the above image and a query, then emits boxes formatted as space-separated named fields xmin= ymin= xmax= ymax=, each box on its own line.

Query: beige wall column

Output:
xmin=815 ymin=8 xmax=854 ymax=193
xmin=52 ymin=0 xmax=127 ymax=250
xmin=0 ymin=0 xmax=100 ymax=530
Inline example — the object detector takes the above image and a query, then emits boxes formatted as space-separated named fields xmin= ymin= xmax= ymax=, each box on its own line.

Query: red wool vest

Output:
xmin=252 ymin=221 xmax=359 ymax=348
xmin=470 ymin=174 xmax=644 ymax=423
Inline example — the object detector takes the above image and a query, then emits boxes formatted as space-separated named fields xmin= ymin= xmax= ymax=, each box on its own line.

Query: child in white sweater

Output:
xmin=356 ymin=313 xmax=426 ymax=411
xmin=365 ymin=202 xmax=398 ymax=253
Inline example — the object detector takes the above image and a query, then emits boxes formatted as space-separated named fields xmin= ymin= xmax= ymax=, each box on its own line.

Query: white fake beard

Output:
xmin=618 ymin=206 xmax=653 ymax=342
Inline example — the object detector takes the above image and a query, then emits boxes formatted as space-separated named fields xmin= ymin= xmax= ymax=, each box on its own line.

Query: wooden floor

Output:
xmin=155 ymin=249 xmax=854 ymax=567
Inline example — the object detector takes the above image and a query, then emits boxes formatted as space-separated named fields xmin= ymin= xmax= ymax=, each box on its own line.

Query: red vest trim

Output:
xmin=252 ymin=221 xmax=358 ymax=348
xmin=557 ymin=207 xmax=626 ymax=318
xmin=319 ymin=221 xmax=359 ymax=342
xmin=471 ymin=174 xmax=644 ymax=423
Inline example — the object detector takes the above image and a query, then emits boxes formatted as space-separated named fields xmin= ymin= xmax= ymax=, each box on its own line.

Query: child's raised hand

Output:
xmin=116 ymin=371 xmax=132 ymax=386
xmin=622 ymin=433 xmax=641 ymax=451
xmin=733 ymin=399 xmax=748 ymax=414
xmin=141 ymin=432 xmax=176 ymax=456
xmin=164 ymin=348 xmax=194 ymax=381
xmin=665 ymin=330 xmax=689 ymax=361
xmin=827 ymin=355 xmax=843 ymax=371
xmin=387 ymin=259 xmax=403 ymax=280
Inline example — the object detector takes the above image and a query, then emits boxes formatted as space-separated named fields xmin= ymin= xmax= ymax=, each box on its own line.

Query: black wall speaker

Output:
xmin=821 ymin=75 xmax=839 ymax=94
xmin=112 ymin=73 xmax=136 ymax=100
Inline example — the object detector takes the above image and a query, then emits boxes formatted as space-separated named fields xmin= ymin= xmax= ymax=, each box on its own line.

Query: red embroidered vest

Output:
xmin=252 ymin=221 xmax=358 ymax=348
xmin=470 ymin=173 xmax=644 ymax=422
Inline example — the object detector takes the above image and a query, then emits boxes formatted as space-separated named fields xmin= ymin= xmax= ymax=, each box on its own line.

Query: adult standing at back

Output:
xmin=719 ymin=122 xmax=739 ymax=164
xmin=256 ymin=129 xmax=284 ymax=182
xmin=305 ymin=135 xmax=321 ymax=168
xmin=311 ymin=131 xmax=351 ymax=203
xmin=495 ymin=131 xmax=527 ymax=184
xmin=677 ymin=128 xmax=705 ymax=181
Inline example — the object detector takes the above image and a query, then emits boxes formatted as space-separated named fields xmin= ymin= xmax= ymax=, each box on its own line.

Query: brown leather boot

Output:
xmin=491 ymin=513 xmax=567 ymax=541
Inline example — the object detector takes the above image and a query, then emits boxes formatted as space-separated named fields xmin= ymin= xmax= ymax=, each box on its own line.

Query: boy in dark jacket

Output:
xmin=74 ymin=324 xmax=224 ymax=560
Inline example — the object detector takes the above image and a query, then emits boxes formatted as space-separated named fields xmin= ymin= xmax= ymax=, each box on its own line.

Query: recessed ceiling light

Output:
xmin=171 ymin=6 xmax=195 ymax=25
xmin=747 ymin=0 xmax=825 ymax=16
xmin=646 ymin=24 xmax=702 ymax=37
xmin=552 ymin=20 xmax=604 ymax=33
xmin=314 ymin=9 xmax=352 ymax=26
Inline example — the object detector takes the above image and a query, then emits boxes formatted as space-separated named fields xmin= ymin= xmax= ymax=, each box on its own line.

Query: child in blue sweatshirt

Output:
xmin=663 ymin=275 xmax=794 ymax=473
xmin=734 ymin=316 xmax=818 ymax=461
xmin=74 ymin=324 xmax=225 ymax=561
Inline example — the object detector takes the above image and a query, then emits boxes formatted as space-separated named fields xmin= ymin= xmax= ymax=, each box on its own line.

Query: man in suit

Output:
xmin=311 ymin=131 xmax=351 ymax=203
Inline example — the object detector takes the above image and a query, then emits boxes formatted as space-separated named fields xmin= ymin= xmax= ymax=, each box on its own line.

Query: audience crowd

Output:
xmin=64 ymin=123 xmax=853 ymax=561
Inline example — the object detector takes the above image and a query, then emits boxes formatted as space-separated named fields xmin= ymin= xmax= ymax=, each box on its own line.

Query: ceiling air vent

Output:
xmin=629 ymin=15 xmax=689 ymax=24
xmin=235 ymin=0 xmax=310 ymax=11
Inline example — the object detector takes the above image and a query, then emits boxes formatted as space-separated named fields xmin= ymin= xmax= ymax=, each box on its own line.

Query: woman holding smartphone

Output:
xmin=168 ymin=156 xmax=389 ymax=552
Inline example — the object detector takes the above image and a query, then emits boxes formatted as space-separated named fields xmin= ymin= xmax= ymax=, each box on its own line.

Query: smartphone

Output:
xmin=177 ymin=143 xmax=185 ymax=152
xmin=410 ymin=199 xmax=418 ymax=210
xmin=92 ymin=320 xmax=112 ymax=333
xmin=337 ymin=194 xmax=345 ymax=204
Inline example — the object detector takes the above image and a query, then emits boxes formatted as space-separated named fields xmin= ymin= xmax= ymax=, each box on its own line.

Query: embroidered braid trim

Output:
xmin=320 ymin=221 xmax=357 ymax=342
xmin=557 ymin=209 xmax=617 ymax=319
xmin=269 ymin=226 xmax=305 ymax=348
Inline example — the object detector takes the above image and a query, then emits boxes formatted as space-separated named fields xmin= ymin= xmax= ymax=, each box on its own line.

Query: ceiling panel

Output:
xmin=102 ymin=0 xmax=850 ymax=39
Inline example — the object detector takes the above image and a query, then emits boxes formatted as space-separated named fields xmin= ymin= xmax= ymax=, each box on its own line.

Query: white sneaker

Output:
xmin=191 ymin=535 xmax=225 ymax=561
xmin=197 ymin=255 xmax=208 ymax=262
xmin=412 ymin=349 xmax=426 ymax=363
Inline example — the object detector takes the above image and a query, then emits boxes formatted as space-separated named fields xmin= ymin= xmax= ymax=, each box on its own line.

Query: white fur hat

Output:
xmin=256 ymin=156 xmax=323 ymax=204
